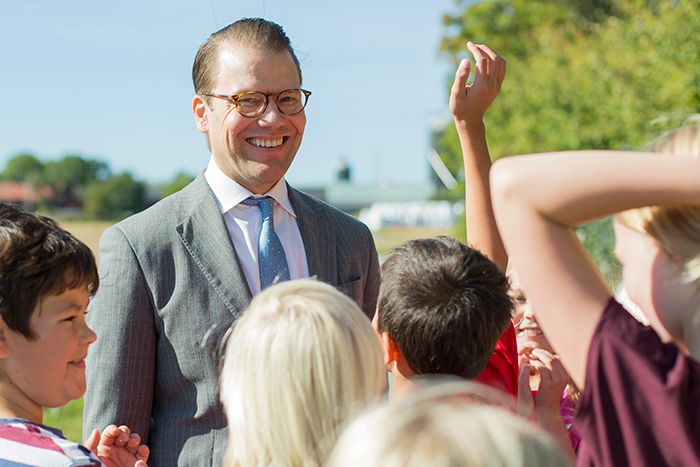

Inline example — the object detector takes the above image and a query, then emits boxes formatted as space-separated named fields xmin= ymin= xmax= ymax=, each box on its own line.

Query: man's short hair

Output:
xmin=192 ymin=18 xmax=302 ymax=96
xmin=0 ymin=202 xmax=98 ymax=339
xmin=377 ymin=236 xmax=512 ymax=378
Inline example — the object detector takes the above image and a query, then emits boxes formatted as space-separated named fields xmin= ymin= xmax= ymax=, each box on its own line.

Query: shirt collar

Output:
xmin=203 ymin=156 xmax=297 ymax=218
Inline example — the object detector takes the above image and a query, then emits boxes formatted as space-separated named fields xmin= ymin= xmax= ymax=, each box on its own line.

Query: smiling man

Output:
xmin=83 ymin=18 xmax=380 ymax=466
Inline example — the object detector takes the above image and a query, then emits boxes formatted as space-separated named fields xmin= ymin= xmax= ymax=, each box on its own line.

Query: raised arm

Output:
xmin=450 ymin=42 xmax=507 ymax=271
xmin=490 ymin=151 xmax=700 ymax=387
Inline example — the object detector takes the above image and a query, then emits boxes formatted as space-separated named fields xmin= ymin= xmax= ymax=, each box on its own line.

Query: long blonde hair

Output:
xmin=616 ymin=123 xmax=700 ymax=284
xmin=327 ymin=381 xmax=570 ymax=467
xmin=219 ymin=279 xmax=385 ymax=467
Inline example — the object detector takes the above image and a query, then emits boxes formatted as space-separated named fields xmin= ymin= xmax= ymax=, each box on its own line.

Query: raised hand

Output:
xmin=449 ymin=41 xmax=506 ymax=126
xmin=453 ymin=41 xmax=508 ymax=270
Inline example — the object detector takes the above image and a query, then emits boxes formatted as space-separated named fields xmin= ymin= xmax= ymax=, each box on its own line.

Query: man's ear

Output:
xmin=381 ymin=332 xmax=401 ymax=369
xmin=192 ymin=95 xmax=209 ymax=134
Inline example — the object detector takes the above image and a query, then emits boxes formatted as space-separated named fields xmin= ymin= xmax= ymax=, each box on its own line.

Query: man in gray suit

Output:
xmin=83 ymin=18 xmax=379 ymax=466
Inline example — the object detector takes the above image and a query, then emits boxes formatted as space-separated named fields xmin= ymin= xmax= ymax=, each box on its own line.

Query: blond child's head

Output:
xmin=220 ymin=278 xmax=385 ymax=467
xmin=614 ymin=122 xmax=700 ymax=352
xmin=327 ymin=381 xmax=570 ymax=467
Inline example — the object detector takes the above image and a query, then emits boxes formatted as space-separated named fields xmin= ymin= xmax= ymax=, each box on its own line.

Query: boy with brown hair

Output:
xmin=375 ymin=236 xmax=513 ymax=398
xmin=0 ymin=202 xmax=148 ymax=466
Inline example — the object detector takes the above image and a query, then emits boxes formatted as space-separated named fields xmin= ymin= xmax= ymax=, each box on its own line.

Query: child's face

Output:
xmin=509 ymin=269 xmax=554 ymax=366
xmin=614 ymin=220 xmax=679 ymax=342
xmin=1 ymin=286 xmax=96 ymax=411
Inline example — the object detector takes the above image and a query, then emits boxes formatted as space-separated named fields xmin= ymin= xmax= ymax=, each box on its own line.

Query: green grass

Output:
xmin=44 ymin=398 xmax=84 ymax=442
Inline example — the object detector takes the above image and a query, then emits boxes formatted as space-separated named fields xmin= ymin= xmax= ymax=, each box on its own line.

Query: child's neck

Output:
xmin=0 ymin=381 xmax=42 ymax=424
xmin=389 ymin=371 xmax=416 ymax=401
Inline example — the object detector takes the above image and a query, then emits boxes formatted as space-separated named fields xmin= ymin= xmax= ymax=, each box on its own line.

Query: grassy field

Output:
xmin=47 ymin=220 xmax=452 ymax=442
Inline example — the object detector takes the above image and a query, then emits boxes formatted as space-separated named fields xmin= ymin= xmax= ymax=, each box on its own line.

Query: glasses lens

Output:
xmin=277 ymin=89 xmax=307 ymax=115
xmin=237 ymin=92 xmax=267 ymax=117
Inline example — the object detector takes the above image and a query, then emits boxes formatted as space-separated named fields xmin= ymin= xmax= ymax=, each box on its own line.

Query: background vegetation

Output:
xmin=439 ymin=0 xmax=698 ymax=285
xmin=1 ymin=153 xmax=195 ymax=220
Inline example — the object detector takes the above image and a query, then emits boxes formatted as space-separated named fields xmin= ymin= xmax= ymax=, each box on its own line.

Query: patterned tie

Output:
xmin=241 ymin=196 xmax=291 ymax=290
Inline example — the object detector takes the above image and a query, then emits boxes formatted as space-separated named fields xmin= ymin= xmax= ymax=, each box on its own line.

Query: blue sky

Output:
xmin=1 ymin=0 xmax=460 ymax=186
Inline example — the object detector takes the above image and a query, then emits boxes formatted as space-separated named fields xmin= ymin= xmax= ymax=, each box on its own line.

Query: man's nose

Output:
xmin=258 ymin=99 xmax=285 ymax=125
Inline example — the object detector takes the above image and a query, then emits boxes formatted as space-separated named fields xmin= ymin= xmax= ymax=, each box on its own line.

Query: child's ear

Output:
xmin=0 ymin=318 xmax=12 ymax=358
xmin=381 ymin=332 xmax=401 ymax=369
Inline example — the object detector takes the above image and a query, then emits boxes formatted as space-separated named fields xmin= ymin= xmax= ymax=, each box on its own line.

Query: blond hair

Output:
xmin=220 ymin=279 xmax=385 ymax=467
xmin=616 ymin=123 xmax=700 ymax=284
xmin=327 ymin=381 xmax=570 ymax=467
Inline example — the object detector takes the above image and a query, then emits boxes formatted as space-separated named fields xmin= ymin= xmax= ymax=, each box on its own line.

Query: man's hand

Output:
xmin=449 ymin=41 xmax=506 ymax=126
xmin=84 ymin=425 xmax=150 ymax=467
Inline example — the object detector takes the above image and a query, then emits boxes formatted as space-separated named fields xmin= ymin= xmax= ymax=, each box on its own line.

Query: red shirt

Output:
xmin=474 ymin=322 xmax=519 ymax=397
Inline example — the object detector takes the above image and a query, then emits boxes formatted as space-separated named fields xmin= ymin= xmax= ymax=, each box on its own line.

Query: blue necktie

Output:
xmin=242 ymin=196 xmax=290 ymax=290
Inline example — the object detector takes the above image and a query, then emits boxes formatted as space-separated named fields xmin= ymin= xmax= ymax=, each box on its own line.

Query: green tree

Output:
xmin=439 ymin=0 xmax=697 ymax=276
xmin=439 ymin=0 xmax=699 ymax=169
xmin=44 ymin=155 xmax=110 ymax=192
xmin=83 ymin=172 xmax=146 ymax=220
xmin=2 ymin=153 xmax=45 ymax=185
xmin=161 ymin=172 xmax=195 ymax=198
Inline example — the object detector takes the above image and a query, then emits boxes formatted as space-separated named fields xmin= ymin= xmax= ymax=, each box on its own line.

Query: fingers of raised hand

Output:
xmin=469 ymin=42 xmax=507 ymax=87
xmin=467 ymin=41 xmax=489 ymax=81
xmin=450 ymin=59 xmax=471 ymax=98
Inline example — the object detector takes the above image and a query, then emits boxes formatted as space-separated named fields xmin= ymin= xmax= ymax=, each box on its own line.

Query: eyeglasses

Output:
xmin=203 ymin=88 xmax=311 ymax=118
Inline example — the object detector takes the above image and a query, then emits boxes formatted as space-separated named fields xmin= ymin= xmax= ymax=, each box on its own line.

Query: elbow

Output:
xmin=490 ymin=157 xmax=526 ymax=212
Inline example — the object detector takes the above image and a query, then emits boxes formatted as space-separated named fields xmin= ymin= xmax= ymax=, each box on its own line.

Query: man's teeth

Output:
xmin=248 ymin=137 xmax=283 ymax=148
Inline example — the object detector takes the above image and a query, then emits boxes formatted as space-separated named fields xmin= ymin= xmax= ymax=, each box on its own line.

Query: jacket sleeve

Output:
xmin=362 ymin=230 xmax=381 ymax=319
xmin=82 ymin=225 xmax=156 ymax=443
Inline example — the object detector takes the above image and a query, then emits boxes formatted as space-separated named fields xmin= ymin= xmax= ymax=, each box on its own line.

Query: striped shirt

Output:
xmin=0 ymin=418 xmax=100 ymax=466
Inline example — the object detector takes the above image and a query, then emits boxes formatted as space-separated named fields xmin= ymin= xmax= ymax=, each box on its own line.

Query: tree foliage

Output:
xmin=439 ymin=0 xmax=699 ymax=166
xmin=83 ymin=172 xmax=147 ymax=220
xmin=44 ymin=155 xmax=110 ymax=192
xmin=439 ymin=0 xmax=698 ymax=279
xmin=161 ymin=172 xmax=195 ymax=198
xmin=2 ymin=153 xmax=45 ymax=185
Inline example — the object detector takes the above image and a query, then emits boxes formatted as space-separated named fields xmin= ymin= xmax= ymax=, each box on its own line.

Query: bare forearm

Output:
xmin=490 ymin=150 xmax=700 ymax=388
xmin=458 ymin=120 xmax=507 ymax=271
xmin=491 ymin=151 xmax=700 ymax=228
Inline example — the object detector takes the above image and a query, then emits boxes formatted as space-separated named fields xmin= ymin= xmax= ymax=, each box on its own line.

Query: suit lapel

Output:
xmin=175 ymin=176 xmax=251 ymax=316
xmin=288 ymin=185 xmax=337 ymax=285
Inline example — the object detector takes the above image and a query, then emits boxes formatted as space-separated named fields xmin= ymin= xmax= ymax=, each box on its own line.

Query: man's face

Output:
xmin=194 ymin=45 xmax=306 ymax=194
xmin=0 ymin=286 xmax=96 ymax=416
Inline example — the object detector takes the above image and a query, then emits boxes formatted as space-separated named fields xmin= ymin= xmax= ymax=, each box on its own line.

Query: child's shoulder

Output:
xmin=0 ymin=418 xmax=100 ymax=466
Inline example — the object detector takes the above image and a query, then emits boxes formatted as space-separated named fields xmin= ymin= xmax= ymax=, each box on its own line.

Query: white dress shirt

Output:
xmin=204 ymin=157 xmax=309 ymax=296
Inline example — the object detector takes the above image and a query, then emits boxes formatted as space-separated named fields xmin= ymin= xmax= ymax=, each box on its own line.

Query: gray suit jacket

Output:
xmin=83 ymin=175 xmax=380 ymax=466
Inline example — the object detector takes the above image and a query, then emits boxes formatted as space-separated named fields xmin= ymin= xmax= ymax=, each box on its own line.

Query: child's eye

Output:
xmin=514 ymin=295 xmax=527 ymax=304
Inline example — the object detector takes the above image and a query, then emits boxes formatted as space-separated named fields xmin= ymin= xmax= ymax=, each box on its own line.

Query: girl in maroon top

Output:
xmin=491 ymin=123 xmax=700 ymax=466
